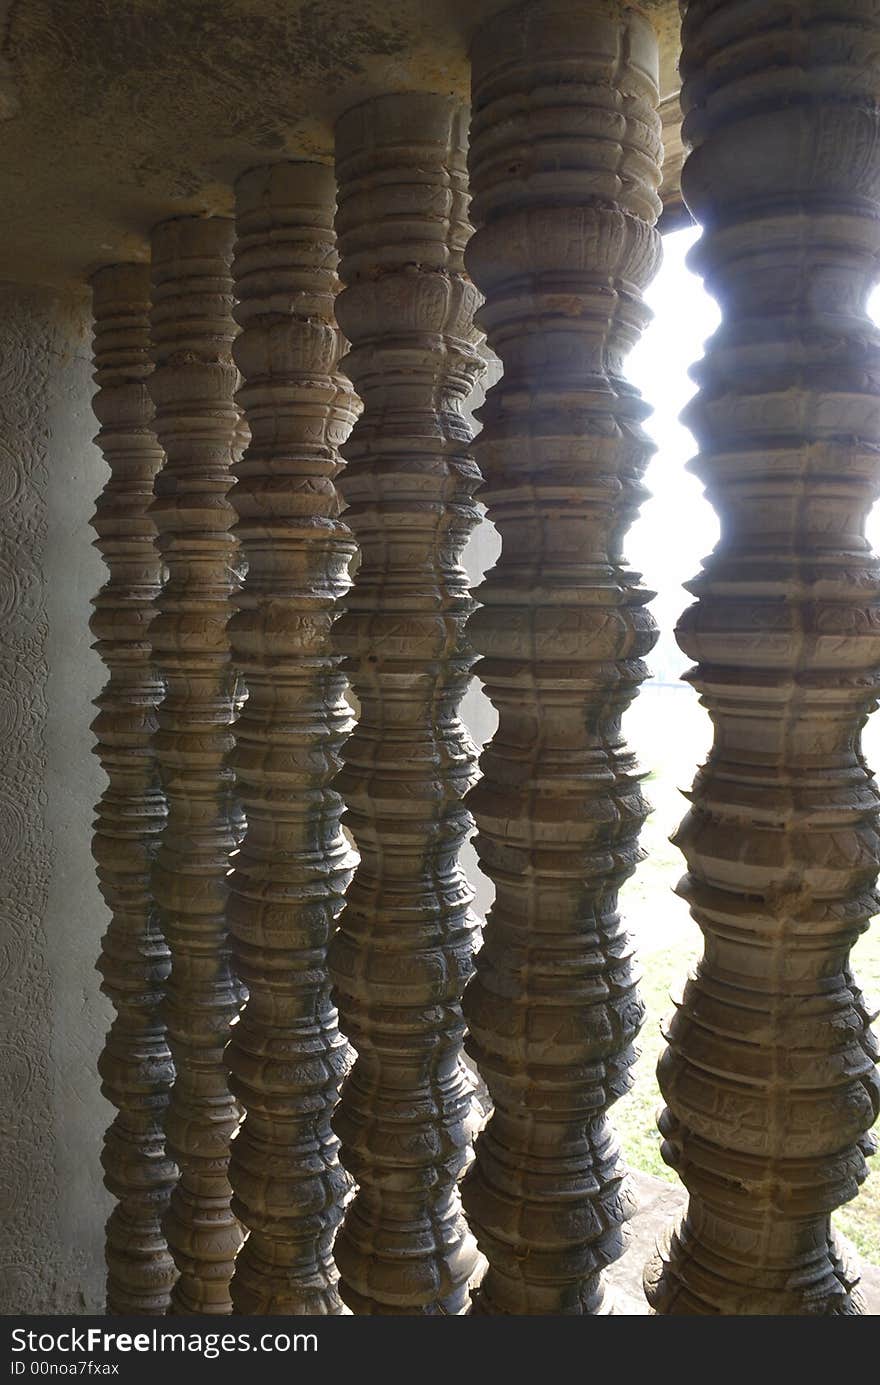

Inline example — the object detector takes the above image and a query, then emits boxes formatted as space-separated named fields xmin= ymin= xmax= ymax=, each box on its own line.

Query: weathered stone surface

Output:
xmin=148 ymin=217 xmax=245 ymax=1315
xmin=226 ymin=162 xmax=359 ymax=1315
xmin=90 ymin=264 xmax=176 ymax=1314
xmin=0 ymin=1 xmax=684 ymax=291
xmin=461 ymin=0 xmax=663 ymax=1315
xmin=646 ymin=0 xmax=880 ymax=1316
xmin=330 ymin=92 xmax=484 ymax=1314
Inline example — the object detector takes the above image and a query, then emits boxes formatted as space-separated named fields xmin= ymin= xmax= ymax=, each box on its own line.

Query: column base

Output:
xmin=644 ymin=1220 xmax=867 ymax=1316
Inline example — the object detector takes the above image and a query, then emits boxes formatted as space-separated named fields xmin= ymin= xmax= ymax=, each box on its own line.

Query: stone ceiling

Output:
xmin=0 ymin=0 xmax=682 ymax=291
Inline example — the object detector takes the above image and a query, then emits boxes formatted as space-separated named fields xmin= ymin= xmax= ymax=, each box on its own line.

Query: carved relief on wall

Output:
xmin=0 ymin=287 xmax=108 ymax=1312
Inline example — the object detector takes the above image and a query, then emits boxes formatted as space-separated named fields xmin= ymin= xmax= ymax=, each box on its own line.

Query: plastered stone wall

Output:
xmin=0 ymin=282 xmax=111 ymax=1313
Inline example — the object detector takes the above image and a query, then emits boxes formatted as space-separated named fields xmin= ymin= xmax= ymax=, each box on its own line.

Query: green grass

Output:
xmin=616 ymin=685 xmax=880 ymax=1265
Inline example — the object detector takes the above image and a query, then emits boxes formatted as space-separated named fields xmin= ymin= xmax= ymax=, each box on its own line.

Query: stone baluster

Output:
xmin=461 ymin=0 xmax=663 ymax=1314
xmin=330 ymin=93 xmax=484 ymax=1314
xmin=225 ymin=162 xmax=360 ymax=1314
xmin=90 ymin=264 xmax=176 ymax=1314
xmin=645 ymin=0 xmax=880 ymax=1315
xmin=148 ymin=216 xmax=245 ymax=1314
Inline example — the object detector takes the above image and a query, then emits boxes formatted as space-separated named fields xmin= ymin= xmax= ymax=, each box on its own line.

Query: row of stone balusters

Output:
xmin=89 ymin=0 xmax=880 ymax=1320
xmin=88 ymin=0 xmax=664 ymax=1318
xmin=91 ymin=221 xmax=246 ymax=1315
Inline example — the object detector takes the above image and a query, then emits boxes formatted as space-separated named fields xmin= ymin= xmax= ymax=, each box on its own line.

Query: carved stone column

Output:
xmin=461 ymin=0 xmax=663 ymax=1314
xmin=225 ymin=161 xmax=359 ymax=1314
xmin=148 ymin=217 xmax=245 ymax=1314
xmin=645 ymin=0 xmax=880 ymax=1316
xmin=330 ymin=93 xmax=484 ymax=1314
xmin=90 ymin=264 xmax=176 ymax=1314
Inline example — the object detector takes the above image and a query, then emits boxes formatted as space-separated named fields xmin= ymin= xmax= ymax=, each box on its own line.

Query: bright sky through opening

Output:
xmin=628 ymin=225 xmax=880 ymax=686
